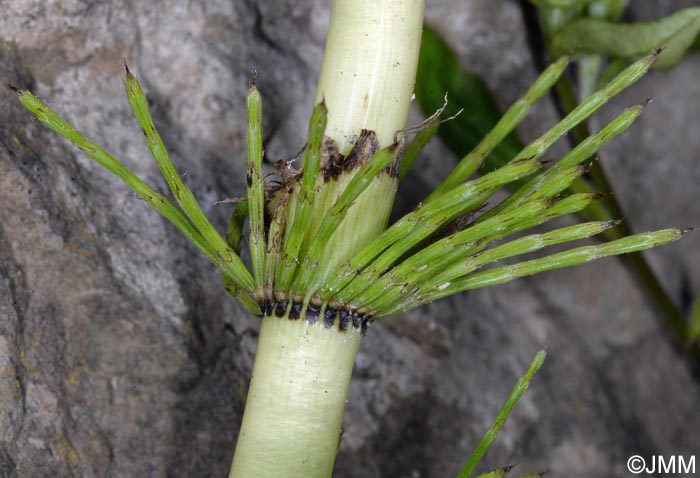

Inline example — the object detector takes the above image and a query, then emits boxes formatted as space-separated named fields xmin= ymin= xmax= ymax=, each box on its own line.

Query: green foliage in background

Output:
xmin=550 ymin=6 xmax=700 ymax=69
xmin=415 ymin=4 xmax=700 ymax=361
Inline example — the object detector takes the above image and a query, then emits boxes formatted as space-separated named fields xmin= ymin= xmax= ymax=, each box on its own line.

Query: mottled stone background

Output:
xmin=1 ymin=1 xmax=699 ymax=477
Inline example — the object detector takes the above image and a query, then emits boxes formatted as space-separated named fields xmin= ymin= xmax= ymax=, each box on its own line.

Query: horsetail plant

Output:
xmin=11 ymin=0 xmax=692 ymax=476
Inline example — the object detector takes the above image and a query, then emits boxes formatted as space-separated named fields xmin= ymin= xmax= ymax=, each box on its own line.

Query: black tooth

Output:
xmin=339 ymin=310 xmax=350 ymax=332
xmin=289 ymin=302 xmax=303 ymax=320
xmin=324 ymin=308 xmax=337 ymax=328
xmin=361 ymin=317 xmax=372 ymax=335
xmin=306 ymin=303 xmax=321 ymax=324
xmin=351 ymin=312 xmax=362 ymax=329
xmin=275 ymin=300 xmax=289 ymax=317
xmin=261 ymin=299 xmax=273 ymax=316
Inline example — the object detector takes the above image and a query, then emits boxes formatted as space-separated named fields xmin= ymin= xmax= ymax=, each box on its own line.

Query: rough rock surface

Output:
xmin=1 ymin=1 xmax=699 ymax=477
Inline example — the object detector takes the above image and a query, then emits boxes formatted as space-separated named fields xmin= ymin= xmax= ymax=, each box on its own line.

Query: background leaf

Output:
xmin=529 ymin=0 xmax=591 ymax=8
xmin=690 ymin=295 xmax=700 ymax=344
xmin=588 ymin=0 xmax=627 ymax=21
xmin=414 ymin=27 xmax=523 ymax=175
xmin=550 ymin=7 xmax=700 ymax=68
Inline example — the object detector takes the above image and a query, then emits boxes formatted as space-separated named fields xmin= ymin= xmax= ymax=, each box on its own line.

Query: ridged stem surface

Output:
xmin=229 ymin=315 xmax=361 ymax=478
xmin=315 ymin=0 xmax=424 ymax=152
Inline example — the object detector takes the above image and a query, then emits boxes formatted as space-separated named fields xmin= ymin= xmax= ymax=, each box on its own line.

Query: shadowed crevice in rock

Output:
xmin=0 ymin=446 xmax=18 ymax=478
xmin=335 ymin=389 xmax=467 ymax=478
xmin=528 ymin=287 xmax=661 ymax=468
xmin=0 ymin=223 xmax=30 ymax=444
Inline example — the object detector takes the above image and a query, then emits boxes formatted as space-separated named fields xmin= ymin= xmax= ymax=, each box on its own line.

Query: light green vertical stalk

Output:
xmin=264 ymin=192 xmax=289 ymax=298
xmin=292 ymin=0 xmax=425 ymax=304
xmin=315 ymin=0 xmax=424 ymax=152
xmin=229 ymin=316 xmax=362 ymax=478
xmin=230 ymin=2 xmax=425 ymax=477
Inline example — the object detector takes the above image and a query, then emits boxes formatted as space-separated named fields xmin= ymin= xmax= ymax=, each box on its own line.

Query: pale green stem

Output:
xmin=315 ymin=0 xmax=424 ymax=152
xmin=229 ymin=315 xmax=361 ymax=478
xmin=298 ymin=143 xmax=402 ymax=297
xmin=230 ymin=1 xmax=425 ymax=477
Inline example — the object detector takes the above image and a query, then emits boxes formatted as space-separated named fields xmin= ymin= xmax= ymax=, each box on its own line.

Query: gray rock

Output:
xmin=1 ymin=1 xmax=698 ymax=477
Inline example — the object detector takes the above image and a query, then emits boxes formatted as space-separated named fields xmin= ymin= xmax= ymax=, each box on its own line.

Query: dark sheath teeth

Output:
xmin=261 ymin=299 xmax=371 ymax=334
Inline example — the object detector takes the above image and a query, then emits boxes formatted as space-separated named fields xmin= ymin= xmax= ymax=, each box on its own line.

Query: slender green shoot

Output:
xmin=220 ymin=201 xmax=259 ymax=313
xmin=246 ymin=71 xmax=266 ymax=297
xmin=552 ymin=52 xmax=696 ymax=354
xmin=323 ymin=157 xmax=542 ymax=302
xmin=371 ymin=193 xmax=605 ymax=314
xmin=456 ymin=349 xmax=547 ymax=478
xmin=225 ymin=200 xmax=249 ymax=255
xmin=124 ymin=66 xmax=255 ymax=291
xmin=14 ymin=86 xmax=255 ymax=293
xmin=410 ymin=229 xmax=685 ymax=311
xmin=480 ymin=100 xmax=647 ymax=223
xmin=471 ymin=465 xmax=516 ymax=478
xmin=220 ymin=199 xmax=262 ymax=314
xmin=275 ymin=102 xmax=328 ymax=292
xmin=222 ymin=277 xmax=261 ymax=316
xmin=431 ymin=49 xmax=656 ymax=216
xmin=265 ymin=191 xmax=290 ymax=299
xmin=471 ymin=465 xmax=546 ymax=478
xmin=427 ymin=220 xmax=620 ymax=290
xmin=427 ymin=52 xmax=571 ymax=201
xmin=353 ymin=199 xmax=552 ymax=308
xmin=512 ymin=50 xmax=657 ymax=164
